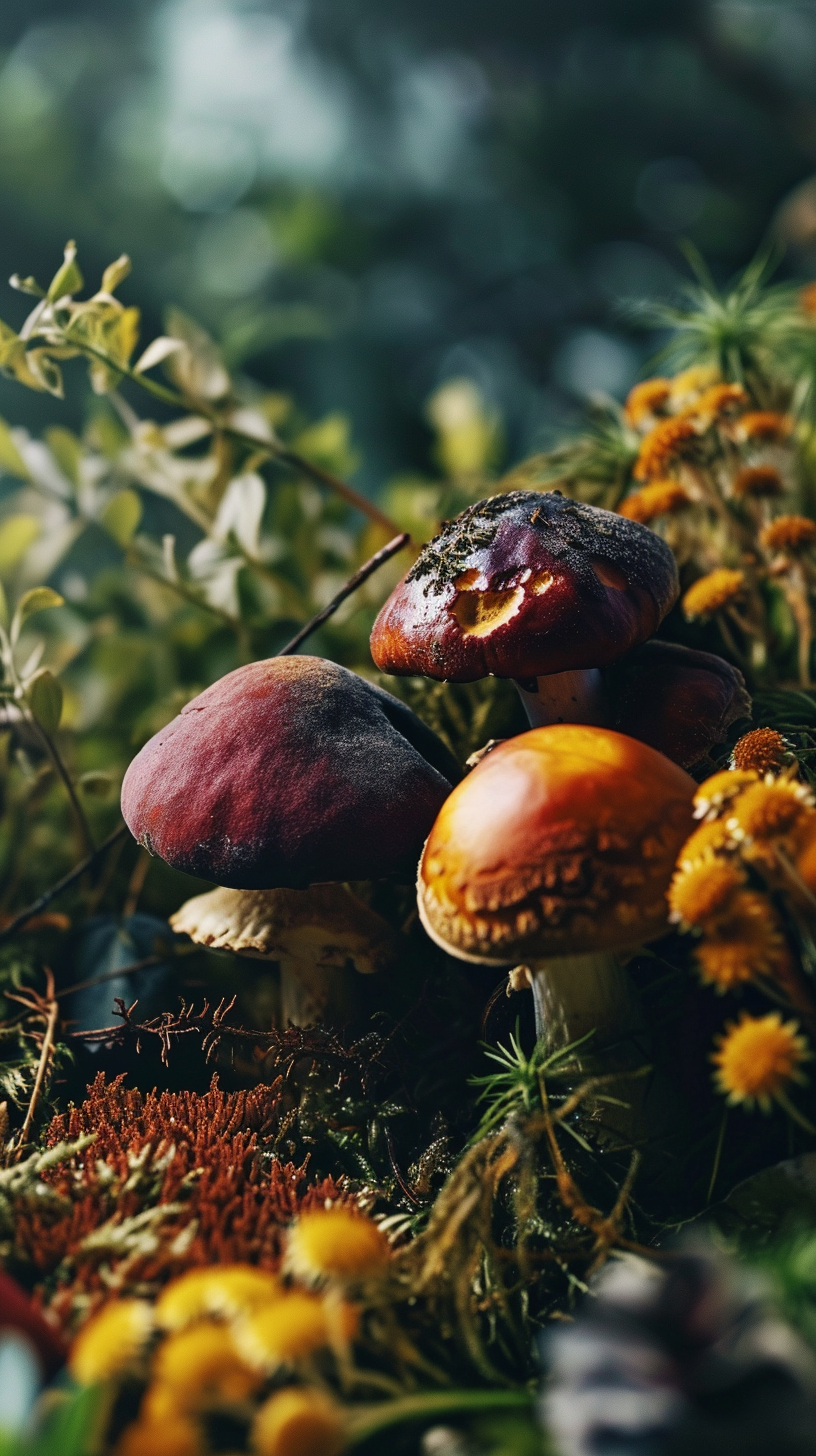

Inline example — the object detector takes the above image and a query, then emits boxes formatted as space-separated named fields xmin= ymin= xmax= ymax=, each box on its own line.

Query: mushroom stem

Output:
xmin=278 ymin=956 xmax=361 ymax=1029
xmin=514 ymin=669 xmax=606 ymax=728
xmin=529 ymin=951 xmax=651 ymax=1140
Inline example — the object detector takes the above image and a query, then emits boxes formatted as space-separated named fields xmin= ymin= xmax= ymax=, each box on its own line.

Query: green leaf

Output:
xmin=25 ymin=349 xmax=64 ymax=398
xmin=78 ymin=770 xmax=113 ymax=797
xmin=10 ymin=586 xmax=64 ymax=645
xmin=47 ymin=240 xmax=83 ymax=302
xmin=45 ymin=427 xmax=82 ymax=486
xmin=26 ymin=668 xmax=63 ymax=734
xmin=8 ymin=273 xmax=44 ymax=297
xmin=0 ymin=578 xmax=8 ymax=630
xmin=0 ymin=416 xmax=29 ymax=478
xmin=133 ymin=336 xmax=183 ymax=374
xmin=101 ymin=489 xmax=142 ymax=547
xmin=0 ymin=516 xmax=40 ymax=571
xmin=100 ymin=254 xmax=131 ymax=295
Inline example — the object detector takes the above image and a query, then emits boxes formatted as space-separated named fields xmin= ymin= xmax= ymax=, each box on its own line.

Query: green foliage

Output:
xmin=0 ymin=1385 xmax=103 ymax=1456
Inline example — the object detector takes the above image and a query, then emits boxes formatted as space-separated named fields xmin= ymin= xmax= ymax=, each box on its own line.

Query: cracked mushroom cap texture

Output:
xmin=121 ymin=656 xmax=460 ymax=889
xmin=371 ymin=490 xmax=679 ymax=681
xmin=418 ymin=724 xmax=696 ymax=963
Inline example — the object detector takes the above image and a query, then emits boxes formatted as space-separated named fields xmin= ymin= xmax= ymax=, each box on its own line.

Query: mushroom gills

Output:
xmin=514 ymin=668 xmax=606 ymax=727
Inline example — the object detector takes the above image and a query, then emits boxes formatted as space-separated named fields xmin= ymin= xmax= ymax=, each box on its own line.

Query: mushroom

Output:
xmin=370 ymin=490 xmax=678 ymax=728
xmin=121 ymin=656 xmax=460 ymax=1026
xmin=170 ymin=884 xmax=397 ymax=1027
xmin=121 ymin=655 xmax=460 ymax=889
xmin=606 ymin=640 xmax=751 ymax=768
xmin=417 ymin=725 xmax=696 ymax=1131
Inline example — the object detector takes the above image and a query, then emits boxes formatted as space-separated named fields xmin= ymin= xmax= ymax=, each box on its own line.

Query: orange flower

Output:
xmin=759 ymin=514 xmax=816 ymax=554
xmin=800 ymin=281 xmax=816 ymax=317
xmin=618 ymin=480 xmax=691 ymax=523
xmin=668 ymin=858 xmax=744 ymax=929
xmin=285 ymin=1207 xmax=391 ymax=1283
xmin=692 ymin=382 xmax=748 ymax=425
xmin=151 ymin=1323 xmax=261 ymax=1410
xmin=730 ymin=728 xmax=789 ymax=775
xmin=115 ymin=1416 xmax=202 ymax=1456
xmin=233 ymin=1291 xmax=358 ymax=1372
xmin=732 ymin=465 xmax=785 ymax=499
xmin=694 ymin=891 xmax=784 ymax=991
xmin=731 ymin=410 xmax=793 ymax=443
xmin=682 ymin=568 xmax=745 ymax=620
xmin=668 ymin=365 xmax=720 ymax=412
xmin=712 ymin=1011 xmax=810 ymax=1110
xmin=623 ymin=378 xmax=671 ymax=428
xmin=634 ymin=416 xmax=700 ymax=480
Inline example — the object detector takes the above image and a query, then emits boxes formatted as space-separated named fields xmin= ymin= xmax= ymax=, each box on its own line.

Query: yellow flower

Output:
xmin=712 ymin=1012 xmax=810 ymax=1109
xmin=732 ymin=465 xmax=785 ymax=499
xmin=70 ymin=1299 xmax=153 ymax=1386
xmin=731 ymin=410 xmax=793 ymax=443
xmin=634 ymin=416 xmax=700 ymax=480
xmin=618 ymin=480 xmax=691 ymax=524
xmin=682 ymin=568 xmax=746 ymax=620
xmin=155 ymin=1264 xmax=279 ymax=1330
xmin=668 ymin=858 xmax=744 ymax=929
xmin=115 ymin=1416 xmax=202 ymax=1456
xmin=728 ymin=777 xmax=814 ymax=842
xmin=152 ymin=1323 xmax=261 ymax=1409
xmin=623 ymin=378 xmax=671 ymax=428
xmin=759 ymin=514 xmax=816 ymax=554
xmin=694 ymin=891 xmax=784 ymax=991
xmin=668 ymin=365 xmax=719 ymax=412
xmin=233 ymin=1291 xmax=358 ymax=1372
xmin=676 ymin=819 xmax=735 ymax=865
xmin=285 ymin=1208 xmax=391 ymax=1283
xmin=730 ymin=728 xmax=789 ymax=776
xmin=693 ymin=769 xmax=758 ymax=821
xmin=251 ymin=1388 xmax=344 ymax=1456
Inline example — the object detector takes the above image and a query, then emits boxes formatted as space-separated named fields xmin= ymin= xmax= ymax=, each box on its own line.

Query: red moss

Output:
xmin=8 ymin=1074 xmax=345 ymax=1333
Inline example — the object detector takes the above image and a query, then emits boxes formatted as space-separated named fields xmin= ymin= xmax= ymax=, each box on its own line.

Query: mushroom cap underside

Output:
xmin=371 ymin=490 xmax=679 ymax=681
xmin=607 ymin=639 xmax=751 ymax=767
xmin=418 ymin=723 xmax=696 ymax=963
xmin=121 ymin=656 xmax=458 ymax=890
xmin=170 ymin=884 xmax=397 ymax=974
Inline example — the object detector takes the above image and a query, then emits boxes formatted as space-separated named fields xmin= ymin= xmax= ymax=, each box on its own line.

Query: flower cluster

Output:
xmin=68 ymin=1206 xmax=392 ymax=1456
xmin=668 ymin=736 xmax=816 ymax=1127
xmin=620 ymin=363 xmax=816 ymax=687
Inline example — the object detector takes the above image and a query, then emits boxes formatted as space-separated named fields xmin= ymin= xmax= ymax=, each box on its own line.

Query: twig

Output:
xmin=277 ymin=533 xmax=410 ymax=655
xmin=14 ymin=969 xmax=58 ymax=1157
xmin=0 ymin=824 xmax=128 ymax=947
xmin=22 ymin=705 xmax=95 ymax=856
xmin=270 ymin=447 xmax=401 ymax=535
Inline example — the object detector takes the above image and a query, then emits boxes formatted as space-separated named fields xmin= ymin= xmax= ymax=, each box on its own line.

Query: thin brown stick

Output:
xmin=277 ymin=532 xmax=409 ymax=655
xmin=272 ymin=447 xmax=402 ymax=535
xmin=14 ymin=969 xmax=58 ymax=1157
xmin=0 ymin=824 xmax=128 ymax=948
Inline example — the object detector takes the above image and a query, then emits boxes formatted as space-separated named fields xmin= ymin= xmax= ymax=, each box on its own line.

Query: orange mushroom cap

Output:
xmin=418 ymin=725 xmax=696 ymax=962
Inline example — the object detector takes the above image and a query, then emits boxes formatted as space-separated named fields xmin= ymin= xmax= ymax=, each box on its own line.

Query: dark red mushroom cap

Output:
xmin=370 ymin=490 xmax=678 ymax=682
xmin=121 ymin=657 xmax=460 ymax=890
xmin=607 ymin=640 xmax=751 ymax=768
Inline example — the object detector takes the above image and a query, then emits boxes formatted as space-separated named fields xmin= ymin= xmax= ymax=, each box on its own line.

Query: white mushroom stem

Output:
xmin=527 ymin=950 xmax=645 ymax=1051
xmin=278 ymin=955 xmax=363 ymax=1029
xmin=514 ymin=669 xmax=606 ymax=728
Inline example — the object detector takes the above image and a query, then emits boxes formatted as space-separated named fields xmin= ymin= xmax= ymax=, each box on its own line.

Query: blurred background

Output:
xmin=2 ymin=0 xmax=816 ymax=497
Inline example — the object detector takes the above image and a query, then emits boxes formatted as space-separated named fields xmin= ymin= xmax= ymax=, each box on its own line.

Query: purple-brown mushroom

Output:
xmin=121 ymin=655 xmax=459 ymax=891
xmin=606 ymin=639 xmax=751 ymax=768
xmin=370 ymin=490 xmax=678 ymax=727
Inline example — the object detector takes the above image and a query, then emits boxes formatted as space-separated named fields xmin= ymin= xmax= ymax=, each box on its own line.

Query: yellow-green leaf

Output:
xmin=133 ymin=336 xmax=184 ymax=375
xmin=101 ymin=255 xmax=131 ymax=295
xmin=101 ymin=489 xmax=142 ymax=547
xmin=0 ymin=416 xmax=29 ymax=479
xmin=0 ymin=578 xmax=8 ymax=630
xmin=11 ymin=587 xmax=65 ymax=645
xmin=45 ymin=427 xmax=82 ymax=486
xmin=47 ymin=240 xmax=83 ymax=302
xmin=25 ymin=349 xmax=64 ymax=398
xmin=26 ymin=668 xmax=63 ymax=735
xmin=0 ymin=515 xmax=40 ymax=571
